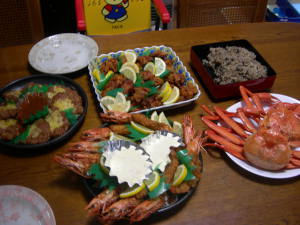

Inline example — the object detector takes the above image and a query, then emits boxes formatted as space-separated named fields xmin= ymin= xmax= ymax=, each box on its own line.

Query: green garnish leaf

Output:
xmin=177 ymin=149 xmax=196 ymax=181
xmin=159 ymin=69 xmax=170 ymax=79
xmin=10 ymin=126 xmax=30 ymax=144
xmin=87 ymin=163 xmax=118 ymax=190
xmin=97 ymin=74 xmax=113 ymax=91
xmin=23 ymin=106 xmax=49 ymax=124
xmin=147 ymin=86 xmax=158 ymax=96
xmin=20 ymin=84 xmax=49 ymax=98
xmin=124 ymin=124 xmax=148 ymax=141
xmin=105 ymin=88 xmax=124 ymax=97
xmin=117 ymin=59 xmax=123 ymax=72
xmin=148 ymin=177 xmax=170 ymax=199
xmin=63 ymin=108 xmax=79 ymax=125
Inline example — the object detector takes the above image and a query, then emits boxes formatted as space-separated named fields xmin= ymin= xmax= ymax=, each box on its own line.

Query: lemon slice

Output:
xmin=154 ymin=57 xmax=166 ymax=76
xmin=115 ymin=92 xmax=126 ymax=104
xmin=107 ymin=100 xmax=131 ymax=112
xmin=120 ymin=183 xmax=145 ymax=198
xmin=130 ymin=121 xmax=154 ymax=134
xmin=163 ymin=86 xmax=180 ymax=105
xmin=172 ymin=164 xmax=188 ymax=186
xmin=161 ymin=85 xmax=172 ymax=102
xmin=159 ymin=81 xmax=171 ymax=97
xmin=124 ymin=51 xmax=137 ymax=63
xmin=100 ymin=96 xmax=115 ymax=108
xmin=173 ymin=121 xmax=183 ymax=136
xmin=144 ymin=171 xmax=160 ymax=192
xmin=109 ymin=132 xmax=133 ymax=142
xmin=100 ymin=155 xmax=110 ymax=174
xmin=121 ymin=62 xmax=139 ymax=73
xmin=144 ymin=62 xmax=155 ymax=74
xmin=150 ymin=111 xmax=159 ymax=121
xmin=119 ymin=66 xmax=137 ymax=83
xmin=158 ymin=112 xmax=171 ymax=127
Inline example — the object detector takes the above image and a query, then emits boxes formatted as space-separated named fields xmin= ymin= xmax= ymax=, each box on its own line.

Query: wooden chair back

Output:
xmin=176 ymin=0 xmax=268 ymax=28
xmin=0 ymin=0 xmax=44 ymax=47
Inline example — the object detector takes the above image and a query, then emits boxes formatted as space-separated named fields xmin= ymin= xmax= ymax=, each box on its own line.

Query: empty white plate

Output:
xmin=29 ymin=33 xmax=98 ymax=74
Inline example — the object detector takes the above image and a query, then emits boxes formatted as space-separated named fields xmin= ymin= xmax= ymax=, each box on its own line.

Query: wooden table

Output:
xmin=0 ymin=22 xmax=300 ymax=225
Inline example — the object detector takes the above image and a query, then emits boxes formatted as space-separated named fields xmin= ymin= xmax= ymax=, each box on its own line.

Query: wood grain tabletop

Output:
xmin=0 ymin=22 xmax=299 ymax=225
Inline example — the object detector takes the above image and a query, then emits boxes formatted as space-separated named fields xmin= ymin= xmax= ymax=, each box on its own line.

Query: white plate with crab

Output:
xmin=225 ymin=93 xmax=300 ymax=179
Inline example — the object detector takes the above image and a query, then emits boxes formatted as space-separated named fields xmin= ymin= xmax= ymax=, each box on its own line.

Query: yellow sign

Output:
xmin=83 ymin=0 xmax=151 ymax=35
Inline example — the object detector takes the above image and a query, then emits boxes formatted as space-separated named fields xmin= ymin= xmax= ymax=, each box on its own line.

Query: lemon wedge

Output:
xmin=109 ymin=132 xmax=133 ymax=142
xmin=120 ymin=183 xmax=146 ymax=198
xmin=172 ymin=121 xmax=183 ymax=136
xmin=124 ymin=51 xmax=137 ymax=63
xmin=144 ymin=62 xmax=155 ymax=74
xmin=150 ymin=111 xmax=159 ymax=121
xmin=161 ymin=85 xmax=172 ymax=102
xmin=144 ymin=171 xmax=160 ymax=192
xmin=159 ymin=81 xmax=171 ymax=98
xmin=107 ymin=100 xmax=131 ymax=112
xmin=100 ymin=96 xmax=115 ymax=108
xmin=115 ymin=92 xmax=126 ymax=104
xmin=121 ymin=62 xmax=139 ymax=73
xmin=154 ymin=57 xmax=166 ymax=76
xmin=163 ymin=86 xmax=180 ymax=105
xmin=158 ymin=112 xmax=171 ymax=127
xmin=172 ymin=164 xmax=188 ymax=186
xmin=130 ymin=121 xmax=154 ymax=134
xmin=120 ymin=66 xmax=137 ymax=83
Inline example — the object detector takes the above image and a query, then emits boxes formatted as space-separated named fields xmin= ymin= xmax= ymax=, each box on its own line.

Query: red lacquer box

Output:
xmin=190 ymin=39 xmax=276 ymax=101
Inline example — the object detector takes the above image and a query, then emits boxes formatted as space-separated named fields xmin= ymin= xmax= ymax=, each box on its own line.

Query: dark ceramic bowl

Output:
xmin=190 ymin=39 xmax=276 ymax=101
xmin=0 ymin=74 xmax=88 ymax=149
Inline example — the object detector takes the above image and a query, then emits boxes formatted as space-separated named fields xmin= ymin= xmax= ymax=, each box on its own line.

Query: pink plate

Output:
xmin=0 ymin=185 xmax=56 ymax=225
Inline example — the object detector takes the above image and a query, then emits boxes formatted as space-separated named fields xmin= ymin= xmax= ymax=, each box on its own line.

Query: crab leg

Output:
xmin=214 ymin=106 xmax=248 ymax=138
xmin=236 ymin=108 xmax=257 ymax=133
xmin=205 ymin=130 xmax=245 ymax=159
xmin=202 ymin=116 xmax=244 ymax=145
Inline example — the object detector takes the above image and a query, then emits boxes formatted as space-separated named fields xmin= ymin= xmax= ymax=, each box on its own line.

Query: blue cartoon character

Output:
xmin=102 ymin=0 xmax=129 ymax=23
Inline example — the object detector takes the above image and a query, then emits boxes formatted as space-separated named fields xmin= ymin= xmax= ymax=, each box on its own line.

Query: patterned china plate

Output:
xmin=0 ymin=185 xmax=56 ymax=225
xmin=29 ymin=33 xmax=98 ymax=74
xmin=226 ymin=94 xmax=300 ymax=179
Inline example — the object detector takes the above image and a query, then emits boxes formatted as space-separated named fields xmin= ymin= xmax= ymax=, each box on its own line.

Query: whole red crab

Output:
xmin=201 ymin=86 xmax=300 ymax=171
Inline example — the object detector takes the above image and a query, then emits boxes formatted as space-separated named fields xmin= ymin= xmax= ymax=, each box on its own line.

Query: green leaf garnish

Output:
xmin=63 ymin=108 xmax=79 ymax=125
xmin=117 ymin=59 xmax=123 ymax=72
xmin=147 ymin=86 xmax=158 ymax=97
xmin=148 ymin=177 xmax=170 ymax=199
xmin=105 ymin=88 xmax=124 ymax=97
xmin=177 ymin=149 xmax=196 ymax=181
xmin=97 ymin=73 xmax=114 ymax=91
xmin=10 ymin=126 xmax=30 ymax=144
xmin=23 ymin=106 xmax=49 ymax=124
xmin=124 ymin=124 xmax=148 ymax=141
xmin=87 ymin=163 xmax=118 ymax=190
xmin=159 ymin=69 xmax=170 ymax=79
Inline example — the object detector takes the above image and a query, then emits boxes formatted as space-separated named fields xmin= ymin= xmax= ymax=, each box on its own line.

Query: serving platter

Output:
xmin=226 ymin=93 xmax=300 ymax=179
xmin=0 ymin=185 xmax=56 ymax=225
xmin=28 ymin=33 xmax=98 ymax=74
xmin=82 ymin=151 xmax=203 ymax=214
xmin=0 ymin=74 xmax=88 ymax=149
xmin=88 ymin=45 xmax=201 ymax=114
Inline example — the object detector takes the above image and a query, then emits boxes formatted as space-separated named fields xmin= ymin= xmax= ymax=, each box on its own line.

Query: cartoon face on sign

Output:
xmin=102 ymin=0 xmax=129 ymax=23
